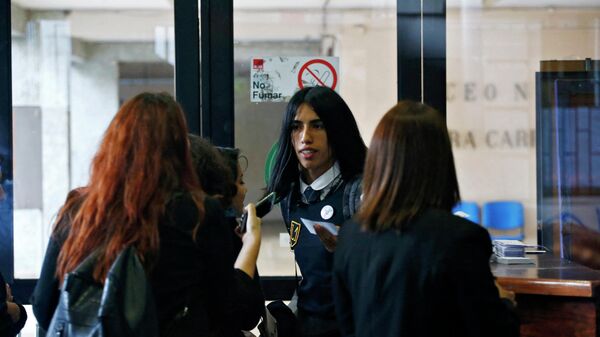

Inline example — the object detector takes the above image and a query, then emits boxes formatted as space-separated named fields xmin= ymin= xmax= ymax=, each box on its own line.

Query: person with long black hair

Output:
xmin=268 ymin=86 xmax=367 ymax=337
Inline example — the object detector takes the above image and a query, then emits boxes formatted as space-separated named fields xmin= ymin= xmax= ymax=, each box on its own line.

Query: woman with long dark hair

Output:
xmin=333 ymin=101 xmax=519 ymax=337
xmin=188 ymin=134 xmax=237 ymax=208
xmin=268 ymin=86 xmax=367 ymax=337
xmin=32 ymin=92 xmax=262 ymax=336
xmin=216 ymin=147 xmax=248 ymax=219
xmin=188 ymin=137 xmax=265 ymax=336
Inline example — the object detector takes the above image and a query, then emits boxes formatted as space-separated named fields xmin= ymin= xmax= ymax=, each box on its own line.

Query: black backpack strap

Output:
xmin=280 ymin=193 xmax=292 ymax=233
xmin=279 ymin=182 xmax=296 ymax=233
xmin=342 ymin=175 xmax=362 ymax=220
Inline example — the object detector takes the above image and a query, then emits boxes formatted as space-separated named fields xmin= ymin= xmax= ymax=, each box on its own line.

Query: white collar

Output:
xmin=299 ymin=162 xmax=341 ymax=193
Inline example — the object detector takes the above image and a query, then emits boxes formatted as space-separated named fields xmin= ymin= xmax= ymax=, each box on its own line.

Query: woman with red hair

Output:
xmin=32 ymin=92 xmax=263 ymax=336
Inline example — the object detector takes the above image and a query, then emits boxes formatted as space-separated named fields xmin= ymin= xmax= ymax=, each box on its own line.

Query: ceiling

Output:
xmin=12 ymin=0 xmax=172 ymax=10
xmin=10 ymin=0 xmax=599 ymax=43
xmin=447 ymin=0 xmax=600 ymax=8
xmin=12 ymin=0 xmax=600 ymax=11
xmin=11 ymin=0 xmax=396 ymax=11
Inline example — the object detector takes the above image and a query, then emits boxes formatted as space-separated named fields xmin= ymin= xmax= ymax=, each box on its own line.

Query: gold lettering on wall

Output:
xmin=449 ymin=129 xmax=535 ymax=150
xmin=446 ymin=82 xmax=529 ymax=102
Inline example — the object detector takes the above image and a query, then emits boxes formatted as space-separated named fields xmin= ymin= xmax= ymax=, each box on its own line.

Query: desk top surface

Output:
xmin=492 ymin=254 xmax=600 ymax=297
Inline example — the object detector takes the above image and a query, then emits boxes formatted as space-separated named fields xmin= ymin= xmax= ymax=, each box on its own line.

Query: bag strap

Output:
xmin=342 ymin=175 xmax=362 ymax=220
xmin=281 ymin=182 xmax=295 ymax=232
xmin=68 ymin=250 xmax=100 ymax=278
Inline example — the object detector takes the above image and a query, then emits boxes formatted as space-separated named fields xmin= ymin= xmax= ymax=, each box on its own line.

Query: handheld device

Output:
xmin=239 ymin=192 xmax=276 ymax=233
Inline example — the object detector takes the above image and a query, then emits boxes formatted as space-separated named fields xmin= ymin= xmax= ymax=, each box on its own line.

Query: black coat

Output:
xmin=31 ymin=195 xmax=263 ymax=337
xmin=333 ymin=209 xmax=519 ymax=337
xmin=0 ymin=272 xmax=27 ymax=337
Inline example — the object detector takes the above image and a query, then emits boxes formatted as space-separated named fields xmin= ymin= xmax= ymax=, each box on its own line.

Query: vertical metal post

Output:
xmin=175 ymin=0 xmax=201 ymax=135
xmin=201 ymin=0 xmax=234 ymax=147
xmin=397 ymin=0 xmax=446 ymax=117
xmin=0 ymin=0 xmax=15 ymax=283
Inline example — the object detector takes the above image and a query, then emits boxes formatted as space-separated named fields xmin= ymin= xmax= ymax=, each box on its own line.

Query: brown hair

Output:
xmin=189 ymin=134 xmax=236 ymax=207
xmin=358 ymin=101 xmax=460 ymax=232
xmin=55 ymin=92 xmax=203 ymax=282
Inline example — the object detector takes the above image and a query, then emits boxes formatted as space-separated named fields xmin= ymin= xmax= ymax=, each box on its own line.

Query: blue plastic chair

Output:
xmin=452 ymin=201 xmax=480 ymax=224
xmin=482 ymin=201 xmax=524 ymax=240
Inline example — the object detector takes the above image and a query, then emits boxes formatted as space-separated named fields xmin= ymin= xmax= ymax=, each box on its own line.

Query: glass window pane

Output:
xmin=233 ymin=1 xmax=397 ymax=276
xmin=11 ymin=1 xmax=175 ymax=279
xmin=446 ymin=2 xmax=600 ymax=248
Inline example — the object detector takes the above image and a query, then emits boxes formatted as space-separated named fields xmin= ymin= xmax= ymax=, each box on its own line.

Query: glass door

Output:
xmin=232 ymin=0 xmax=398 ymax=276
xmin=8 ymin=1 xmax=177 ymax=334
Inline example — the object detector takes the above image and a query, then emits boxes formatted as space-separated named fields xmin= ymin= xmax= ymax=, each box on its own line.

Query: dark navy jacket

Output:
xmin=280 ymin=175 xmax=362 ymax=318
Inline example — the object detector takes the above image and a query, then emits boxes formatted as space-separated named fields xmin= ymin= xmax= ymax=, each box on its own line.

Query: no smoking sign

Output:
xmin=297 ymin=59 xmax=338 ymax=90
xmin=250 ymin=56 xmax=340 ymax=102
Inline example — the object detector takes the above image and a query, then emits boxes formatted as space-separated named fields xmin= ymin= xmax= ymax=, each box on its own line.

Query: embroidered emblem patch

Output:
xmin=289 ymin=220 xmax=301 ymax=249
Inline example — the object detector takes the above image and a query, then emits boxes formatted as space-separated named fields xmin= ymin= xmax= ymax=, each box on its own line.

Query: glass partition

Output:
xmin=537 ymin=62 xmax=600 ymax=260
xmin=233 ymin=0 xmax=398 ymax=275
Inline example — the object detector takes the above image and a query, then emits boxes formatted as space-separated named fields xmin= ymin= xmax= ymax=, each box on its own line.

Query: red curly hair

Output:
xmin=55 ymin=92 xmax=204 ymax=283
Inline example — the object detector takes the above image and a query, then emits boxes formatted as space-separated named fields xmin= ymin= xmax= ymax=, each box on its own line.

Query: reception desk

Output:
xmin=492 ymin=255 xmax=600 ymax=337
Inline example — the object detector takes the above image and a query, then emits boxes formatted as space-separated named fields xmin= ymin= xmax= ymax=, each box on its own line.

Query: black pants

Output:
xmin=297 ymin=309 xmax=340 ymax=337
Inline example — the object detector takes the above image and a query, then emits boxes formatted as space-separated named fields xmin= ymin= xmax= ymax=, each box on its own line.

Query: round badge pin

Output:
xmin=321 ymin=205 xmax=334 ymax=220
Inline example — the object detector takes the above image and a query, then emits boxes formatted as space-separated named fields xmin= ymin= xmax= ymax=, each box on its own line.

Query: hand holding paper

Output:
xmin=301 ymin=218 xmax=339 ymax=252
xmin=300 ymin=218 xmax=339 ymax=235
xmin=315 ymin=224 xmax=339 ymax=252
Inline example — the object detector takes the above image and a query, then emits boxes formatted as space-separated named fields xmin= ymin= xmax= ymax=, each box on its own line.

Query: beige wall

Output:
xmin=233 ymin=8 xmax=397 ymax=143
xmin=337 ymin=17 xmax=397 ymax=143
xmin=447 ymin=8 xmax=600 ymax=243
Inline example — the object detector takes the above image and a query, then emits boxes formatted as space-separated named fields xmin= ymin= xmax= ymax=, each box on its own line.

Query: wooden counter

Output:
xmin=492 ymin=254 xmax=600 ymax=337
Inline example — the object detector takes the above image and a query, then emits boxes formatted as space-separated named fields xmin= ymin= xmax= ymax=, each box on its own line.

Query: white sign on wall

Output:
xmin=250 ymin=56 xmax=340 ymax=102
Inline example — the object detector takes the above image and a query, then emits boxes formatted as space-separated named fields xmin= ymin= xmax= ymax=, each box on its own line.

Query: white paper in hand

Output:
xmin=300 ymin=218 xmax=339 ymax=236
